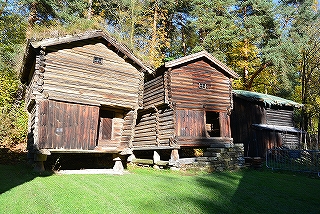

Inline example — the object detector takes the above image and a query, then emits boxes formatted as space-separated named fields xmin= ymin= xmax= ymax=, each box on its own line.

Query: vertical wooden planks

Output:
xmin=176 ymin=109 xmax=205 ymax=137
xmin=38 ymin=100 xmax=48 ymax=148
xmin=38 ymin=100 xmax=99 ymax=150
xmin=219 ymin=112 xmax=231 ymax=138
xmin=89 ymin=106 xmax=99 ymax=149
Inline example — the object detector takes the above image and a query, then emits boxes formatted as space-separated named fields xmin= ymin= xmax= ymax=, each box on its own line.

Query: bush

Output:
xmin=0 ymin=68 xmax=28 ymax=147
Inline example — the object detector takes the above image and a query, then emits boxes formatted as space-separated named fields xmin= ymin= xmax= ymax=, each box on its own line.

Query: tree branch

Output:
xmin=246 ymin=61 xmax=272 ymax=91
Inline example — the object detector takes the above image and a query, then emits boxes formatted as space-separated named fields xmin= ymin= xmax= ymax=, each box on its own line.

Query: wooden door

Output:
xmin=176 ymin=109 xmax=206 ymax=137
xmin=97 ymin=110 xmax=124 ymax=147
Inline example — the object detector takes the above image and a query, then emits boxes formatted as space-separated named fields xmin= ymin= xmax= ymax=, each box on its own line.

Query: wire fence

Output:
xmin=266 ymin=148 xmax=320 ymax=176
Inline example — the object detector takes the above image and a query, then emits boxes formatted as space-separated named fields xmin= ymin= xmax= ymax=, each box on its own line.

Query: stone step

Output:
xmin=203 ymin=152 xmax=221 ymax=157
xmin=207 ymin=148 xmax=225 ymax=153
xmin=196 ymin=156 xmax=220 ymax=162
xmin=210 ymin=143 xmax=232 ymax=148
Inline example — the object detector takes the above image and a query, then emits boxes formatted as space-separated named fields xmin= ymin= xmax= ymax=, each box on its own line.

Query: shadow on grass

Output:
xmin=194 ymin=168 xmax=320 ymax=214
xmin=191 ymin=171 xmax=241 ymax=213
xmin=0 ymin=164 xmax=53 ymax=194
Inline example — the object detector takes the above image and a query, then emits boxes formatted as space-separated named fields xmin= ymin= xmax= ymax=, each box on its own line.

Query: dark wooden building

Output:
xmin=20 ymin=31 xmax=152 ymax=167
xmin=21 ymin=32 xmax=244 ymax=170
xmin=231 ymin=90 xmax=304 ymax=158
xmin=133 ymin=51 xmax=239 ymax=155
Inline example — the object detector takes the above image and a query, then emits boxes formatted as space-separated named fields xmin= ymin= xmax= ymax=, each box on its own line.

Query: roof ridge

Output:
xmin=164 ymin=50 xmax=239 ymax=79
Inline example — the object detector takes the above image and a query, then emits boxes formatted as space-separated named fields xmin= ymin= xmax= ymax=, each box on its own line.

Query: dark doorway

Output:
xmin=97 ymin=109 xmax=114 ymax=146
xmin=206 ymin=111 xmax=220 ymax=137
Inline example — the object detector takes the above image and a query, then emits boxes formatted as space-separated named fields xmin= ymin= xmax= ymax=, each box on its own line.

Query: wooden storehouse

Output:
xmin=231 ymin=90 xmax=304 ymax=158
xmin=132 ymin=51 xmax=240 ymax=163
xmin=20 ymin=31 xmax=152 ymax=169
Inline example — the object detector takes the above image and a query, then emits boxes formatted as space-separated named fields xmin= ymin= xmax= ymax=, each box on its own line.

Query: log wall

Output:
xmin=133 ymin=107 xmax=175 ymax=148
xmin=135 ymin=59 xmax=234 ymax=148
xmin=266 ymin=109 xmax=294 ymax=126
xmin=143 ymin=76 xmax=165 ymax=109
xmin=120 ymin=110 xmax=137 ymax=149
xmin=282 ymin=133 xmax=300 ymax=149
xmin=170 ymin=60 xmax=232 ymax=111
xmin=43 ymin=42 xmax=142 ymax=108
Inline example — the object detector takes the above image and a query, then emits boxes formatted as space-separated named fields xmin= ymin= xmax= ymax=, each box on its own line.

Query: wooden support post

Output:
xmin=33 ymin=153 xmax=47 ymax=172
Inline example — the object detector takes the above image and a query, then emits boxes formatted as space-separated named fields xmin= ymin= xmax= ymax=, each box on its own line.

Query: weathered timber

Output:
xmin=133 ymin=51 xmax=237 ymax=149
xmin=231 ymin=90 xmax=304 ymax=157
xmin=266 ymin=109 xmax=294 ymax=126
xmin=131 ymin=158 xmax=154 ymax=165
xmin=22 ymin=31 xmax=149 ymax=158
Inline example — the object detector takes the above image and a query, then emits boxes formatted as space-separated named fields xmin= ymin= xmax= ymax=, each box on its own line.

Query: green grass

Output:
xmin=1 ymin=164 xmax=320 ymax=214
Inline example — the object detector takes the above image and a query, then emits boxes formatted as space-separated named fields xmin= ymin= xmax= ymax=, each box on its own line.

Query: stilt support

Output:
xmin=169 ymin=149 xmax=180 ymax=167
xmin=113 ymin=155 xmax=124 ymax=174
xmin=34 ymin=153 xmax=47 ymax=172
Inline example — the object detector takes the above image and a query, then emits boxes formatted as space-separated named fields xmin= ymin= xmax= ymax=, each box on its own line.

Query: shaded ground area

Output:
xmin=45 ymin=153 xmax=116 ymax=170
xmin=195 ymin=168 xmax=320 ymax=214
xmin=0 ymin=143 xmax=117 ymax=170
xmin=0 ymin=143 xmax=27 ymax=165
xmin=0 ymin=164 xmax=52 ymax=194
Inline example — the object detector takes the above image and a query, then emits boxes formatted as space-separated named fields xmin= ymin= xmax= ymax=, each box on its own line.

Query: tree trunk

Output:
xmin=28 ymin=2 xmax=38 ymax=25
xmin=151 ymin=0 xmax=158 ymax=51
xmin=317 ymin=116 xmax=320 ymax=150
xmin=149 ymin=0 xmax=159 ymax=65
xmin=129 ymin=0 xmax=135 ymax=47
xmin=88 ymin=0 xmax=93 ymax=19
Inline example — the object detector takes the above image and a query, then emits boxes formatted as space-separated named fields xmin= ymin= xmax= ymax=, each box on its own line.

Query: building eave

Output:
xmin=20 ymin=30 xmax=153 ymax=84
xmin=164 ymin=51 xmax=239 ymax=79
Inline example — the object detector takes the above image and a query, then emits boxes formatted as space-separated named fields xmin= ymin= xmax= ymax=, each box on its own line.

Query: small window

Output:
xmin=199 ymin=82 xmax=207 ymax=89
xmin=93 ymin=56 xmax=103 ymax=64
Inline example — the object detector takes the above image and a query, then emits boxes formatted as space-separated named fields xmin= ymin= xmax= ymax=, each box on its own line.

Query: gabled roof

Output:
xmin=233 ymin=90 xmax=303 ymax=108
xmin=20 ymin=30 xmax=153 ymax=83
xmin=164 ymin=51 xmax=239 ymax=79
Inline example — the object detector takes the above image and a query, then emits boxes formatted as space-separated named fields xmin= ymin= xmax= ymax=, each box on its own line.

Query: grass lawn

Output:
xmin=0 ymin=164 xmax=320 ymax=214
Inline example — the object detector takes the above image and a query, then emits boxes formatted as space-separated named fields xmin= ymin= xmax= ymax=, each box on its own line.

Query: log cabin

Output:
xmin=20 ymin=31 xmax=152 ymax=170
xmin=231 ymin=90 xmax=304 ymax=158
xmin=132 ymin=51 xmax=241 ymax=166
xmin=21 ymin=31 xmax=244 ymax=171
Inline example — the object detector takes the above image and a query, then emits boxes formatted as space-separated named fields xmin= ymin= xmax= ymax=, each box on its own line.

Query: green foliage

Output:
xmin=190 ymin=0 xmax=237 ymax=61
xmin=0 ymin=66 xmax=28 ymax=146
xmin=0 ymin=5 xmax=28 ymax=146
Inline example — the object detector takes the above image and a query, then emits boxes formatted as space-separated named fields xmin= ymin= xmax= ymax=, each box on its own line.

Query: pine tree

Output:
xmin=232 ymin=0 xmax=282 ymax=91
xmin=190 ymin=0 xmax=237 ymax=62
